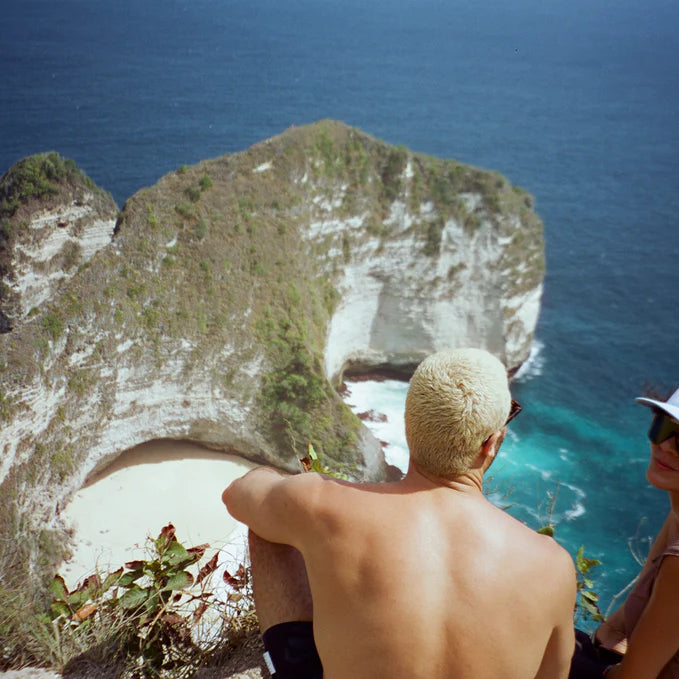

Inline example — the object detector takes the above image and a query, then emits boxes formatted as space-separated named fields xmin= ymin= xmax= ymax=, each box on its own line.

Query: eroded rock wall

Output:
xmin=0 ymin=153 xmax=118 ymax=331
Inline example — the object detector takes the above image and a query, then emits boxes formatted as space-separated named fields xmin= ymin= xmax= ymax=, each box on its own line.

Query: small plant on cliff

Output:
xmin=42 ymin=312 xmax=64 ymax=341
xmin=380 ymin=145 xmax=408 ymax=202
xmin=186 ymin=186 xmax=201 ymax=203
xmin=199 ymin=174 xmax=213 ymax=191
xmin=34 ymin=524 xmax=256 ymax=677
xmin=299 ymin=442 xmax=349 ymax=480
xmin=574 ymin=546 xmax=604 ymax=624
xmin=423 ymin=219 xmax=444 ymax=257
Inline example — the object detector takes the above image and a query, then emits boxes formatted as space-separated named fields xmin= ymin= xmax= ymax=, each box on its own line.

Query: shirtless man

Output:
xmin=223 ymin=347 xmax=576 ymax=679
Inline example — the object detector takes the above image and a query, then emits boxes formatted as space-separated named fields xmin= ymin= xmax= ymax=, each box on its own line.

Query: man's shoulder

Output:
xmin=280 ymin=471 xmax=359 ymax=513
xmin=526 ymin=531 xmax=577 ymax=593
xmin=490 ymin=505 xmax=575 ymax=574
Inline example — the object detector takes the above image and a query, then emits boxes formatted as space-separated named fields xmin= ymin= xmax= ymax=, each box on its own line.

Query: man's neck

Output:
xmin=405 ymin=460 xmax=485 ymax=495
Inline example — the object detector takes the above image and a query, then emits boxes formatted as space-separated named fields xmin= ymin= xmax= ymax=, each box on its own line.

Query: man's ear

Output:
xmin=480 ymin=428 xmax=506 ymax=470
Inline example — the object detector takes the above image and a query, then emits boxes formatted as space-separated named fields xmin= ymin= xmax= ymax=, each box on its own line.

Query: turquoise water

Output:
xmin=2 ymin=0 xmax=678 ymax=612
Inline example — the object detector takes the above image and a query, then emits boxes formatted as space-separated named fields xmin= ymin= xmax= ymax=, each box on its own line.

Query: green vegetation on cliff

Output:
xmin=0 ymin=153 xmax=94 ymax=217
xmin=0 ymin=152 xmax=117 ymax=333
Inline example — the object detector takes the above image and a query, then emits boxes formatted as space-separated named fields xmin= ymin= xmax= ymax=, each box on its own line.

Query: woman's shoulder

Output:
xmin=643 ymin=511 xmax=679 ymax=563
xmin=659 ymin=511 xmax=679 ymax=556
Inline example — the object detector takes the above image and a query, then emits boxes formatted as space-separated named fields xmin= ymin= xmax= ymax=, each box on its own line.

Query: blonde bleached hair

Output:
xmin=405 ymin=348 xmax=511 ymax=477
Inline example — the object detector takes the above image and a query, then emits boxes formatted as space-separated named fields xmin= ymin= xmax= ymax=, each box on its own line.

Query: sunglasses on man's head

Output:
xmin=648 ymin=412 xmax=679 ymax=446
xmin=506 ymin=399 xmax=522 ymax=425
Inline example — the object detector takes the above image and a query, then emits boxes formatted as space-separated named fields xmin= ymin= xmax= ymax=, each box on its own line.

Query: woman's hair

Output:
xmin=405 ymin=348 xmax=511 ymax=477
xmin=641 ymin=383 xmax=675 ymax=402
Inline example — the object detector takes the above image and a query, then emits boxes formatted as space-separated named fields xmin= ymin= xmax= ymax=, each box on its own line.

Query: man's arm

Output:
xmin=222 ymin=466 xmax=325 ymax=546
xmin=535 ymin=547 xmax=578 ymax=679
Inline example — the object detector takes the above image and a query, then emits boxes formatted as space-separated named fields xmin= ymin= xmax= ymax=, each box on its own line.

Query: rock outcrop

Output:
xmin=0 ymin=153 xmax=117 ymax=332
xmin=0 ymin=121 xmax=544 ymax=588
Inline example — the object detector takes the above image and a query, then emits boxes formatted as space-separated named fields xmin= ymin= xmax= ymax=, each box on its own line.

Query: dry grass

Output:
xmin=0 ymin=528 xmax=261 ymax=679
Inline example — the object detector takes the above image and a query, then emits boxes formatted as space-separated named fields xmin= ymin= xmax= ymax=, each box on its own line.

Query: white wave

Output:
xmin=513 ymin=339 xmax=545 ymax=381
xmin=545 ymin=481 xmax=587 ymax=523
xmin=560 ymin=480 xmax=587 ymax=501
xmin=564 ymin=502 xmax=586 ymax=521
xmin=384 ymin=443 xmax=409 ymax=473
xmin=344 ymin=378 xmax=409 ymax=473
xmin=525 ymin=463 xmax=553 ymax=481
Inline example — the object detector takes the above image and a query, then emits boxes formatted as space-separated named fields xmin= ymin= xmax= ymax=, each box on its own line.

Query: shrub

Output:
xmin=381 ymin=146 xmax=407 ymax=201
xmin=237 ymin=196 xmax=254 ymax=215
xmin=126 ymin=283 xmax=146 ymax=300
xmin=186 ymin=187 xmax=201 ymax=203
xmin=67 ymin=369 xmax=93 ymax=396
xmin=175 ymin=202 xmax=195 ymax=219
xmin=262 ymin=332 xmax=328 ymax=446
xmin=28 ymin=524 xmax=257 ymax=677
xmin=196 ymin=310 xmax=208 ymax=334
xmin=142 ymin=306 xmax=160 ymax=329
xmin=423 ymin=220 xmax=443 ymax=257
xmin=0 ymin=153 xmax=81 ymax=219
xmin=146 ymin=205 xmax=160 ymax=229
xmin=60 ymin=241 xmax=82 ymax=270
xmin=0 ymin=391 xmax=15 ymax=422
xmin=195 ymin=219 xmax=208 ymax=240
xmin=315 ymin=130 xmax=340 ymax=176
xmin=42 ymin=312 xmax=63 ymax=341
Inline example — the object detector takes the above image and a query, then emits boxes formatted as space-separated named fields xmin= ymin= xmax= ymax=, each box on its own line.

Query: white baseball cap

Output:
xmin=636 ymin=387 xmax=679 ymax=422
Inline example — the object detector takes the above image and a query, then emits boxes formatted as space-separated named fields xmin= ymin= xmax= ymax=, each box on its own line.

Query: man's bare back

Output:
xmin=225 ymin=466 xmax=576 ymax=679
xmin=223 ymin=348 xmax=576 ymax=679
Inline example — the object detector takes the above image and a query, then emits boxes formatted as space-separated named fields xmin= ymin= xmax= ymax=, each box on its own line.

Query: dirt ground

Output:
xmin=0 ymin=630 xmax=269 ymax=679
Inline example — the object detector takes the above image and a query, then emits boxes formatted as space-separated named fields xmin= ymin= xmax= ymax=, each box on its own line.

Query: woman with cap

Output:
xmin=570 ymin=386 xmax=679 ymax=678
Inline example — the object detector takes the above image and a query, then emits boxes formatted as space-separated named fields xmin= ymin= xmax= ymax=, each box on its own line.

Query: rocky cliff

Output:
xmin=0 ymin=121 xmax=544 ymax=587
xmin=0 ymin=153 xmax=117 ymax=332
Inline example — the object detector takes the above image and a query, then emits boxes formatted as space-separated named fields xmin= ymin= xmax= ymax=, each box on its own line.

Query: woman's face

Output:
xmin=646 ymin=414 xmax=679 ymax=492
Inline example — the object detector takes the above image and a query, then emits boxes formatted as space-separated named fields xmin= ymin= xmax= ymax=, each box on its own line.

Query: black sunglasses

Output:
xmin=506 ymin=399 xmax=522 ymax=425
xmin=648 ymin=412 xmax=679 ymax=445
xmin=482 ymin=399 xmax=522 ymax=446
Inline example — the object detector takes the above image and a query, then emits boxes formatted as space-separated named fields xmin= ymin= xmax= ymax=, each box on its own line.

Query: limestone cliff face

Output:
xmin=0 ymin=121 xmax=544 ymax=583
xmin=309 ymin=165 xmax=543 ymax=382
xmin=0 ymin=153 xmax=118 ymax=332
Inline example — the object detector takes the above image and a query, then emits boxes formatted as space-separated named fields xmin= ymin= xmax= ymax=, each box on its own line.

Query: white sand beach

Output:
xmin=60 ymin=440 xmax=255 ymax=589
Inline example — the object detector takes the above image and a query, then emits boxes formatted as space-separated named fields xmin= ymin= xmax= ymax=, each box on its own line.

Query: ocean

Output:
xmin=2 ymin=0 xmax=679 ymax=614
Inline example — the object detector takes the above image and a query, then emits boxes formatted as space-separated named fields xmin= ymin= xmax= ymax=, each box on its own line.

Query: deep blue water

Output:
xmin=2 ymin=0 xmax=679 ymax=613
